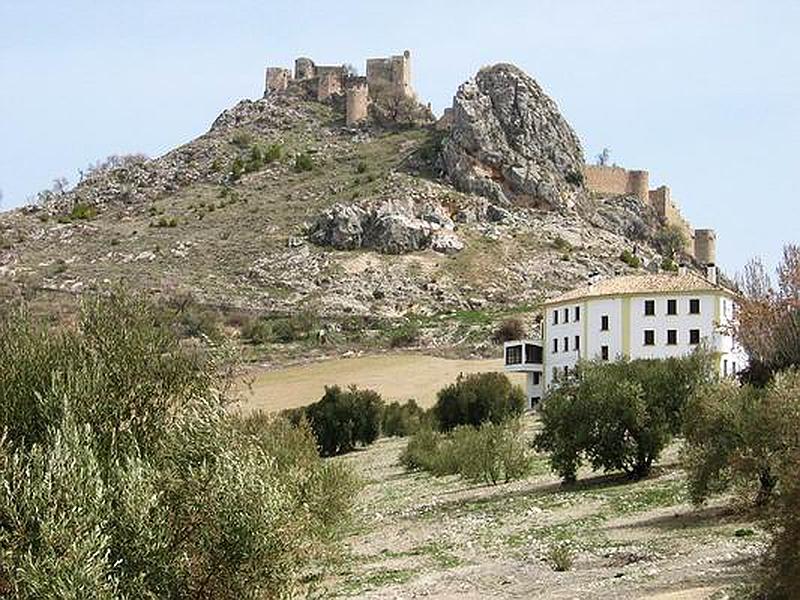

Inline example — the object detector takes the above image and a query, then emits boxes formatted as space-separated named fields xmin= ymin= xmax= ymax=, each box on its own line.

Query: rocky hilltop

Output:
xmin=0 ymin=62 xmax=673 ymax=355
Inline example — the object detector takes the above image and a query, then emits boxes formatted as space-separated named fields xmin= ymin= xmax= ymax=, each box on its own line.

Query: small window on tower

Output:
xmin=532 ymin=372 xmax=541 ymax=385
xmin=553 ymin=310 xmax=559 ymax=325
xmin=574 ymin=335 xmax=580 ymax=351
xmin=553 ymin=338 xmax=558 ymax=353
xmin=601 ymin=345 xmax=609 ymax=361
xmin=601 ymin=315 xmax=609 ymax=331
xmin=574 ymin=306 xmax=580 ymax=321
xmin=563 ymin=308 xmax=569 ymax=323
xmin=563 ymin=337 xmax=569 ymax=352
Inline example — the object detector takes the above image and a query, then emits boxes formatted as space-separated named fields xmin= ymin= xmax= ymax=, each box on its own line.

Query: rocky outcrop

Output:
xmin=442 ymin=64 xmax=585 ymax=210
xmin=308 ymin=198 xmax=462 ymax=255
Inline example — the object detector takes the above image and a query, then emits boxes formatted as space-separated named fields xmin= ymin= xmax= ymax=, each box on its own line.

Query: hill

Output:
xmin=0 ymin=60 xmax=684 ymax=360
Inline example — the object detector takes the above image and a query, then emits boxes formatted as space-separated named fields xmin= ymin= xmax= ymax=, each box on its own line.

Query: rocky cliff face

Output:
xmin=442 ymin=64 xmax=585 ymax=210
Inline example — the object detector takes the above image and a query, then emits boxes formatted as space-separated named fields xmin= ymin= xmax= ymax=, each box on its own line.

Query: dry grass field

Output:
xmin=236 ymin=353 xmax=526 ymax=413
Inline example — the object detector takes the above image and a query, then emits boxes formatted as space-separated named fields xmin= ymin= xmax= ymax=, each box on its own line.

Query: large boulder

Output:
xmin=442 ymin=64 xmax=585 ymax=210
xmin=308 ymin=198 xmax=461 ymax=255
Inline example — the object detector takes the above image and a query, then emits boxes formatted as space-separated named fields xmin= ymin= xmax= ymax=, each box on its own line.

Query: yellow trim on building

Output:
xmin=621 ymin=297 xmax=631 ymax=357
xmin=582 ymin=301 xmax=588 ymax=360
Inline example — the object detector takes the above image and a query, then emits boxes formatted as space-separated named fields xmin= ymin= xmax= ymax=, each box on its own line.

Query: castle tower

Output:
xmin=628 ymin=170 xmax=649 ymax=203
xmin=295 ymin=57 xmax=316 ymax=80
xmin=264 ymin=67 xmax=291 ymax=96
xmin=366 ymin=50 xmax=415 ymax=100
xmin=693 ymin=229 xmax=717 ymax=265
xmin=346 ymin=78 xmax=369 ymax=126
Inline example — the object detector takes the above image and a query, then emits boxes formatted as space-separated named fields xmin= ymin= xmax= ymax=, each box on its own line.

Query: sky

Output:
xmin=1 ymin=0 xmax=798 ymax=275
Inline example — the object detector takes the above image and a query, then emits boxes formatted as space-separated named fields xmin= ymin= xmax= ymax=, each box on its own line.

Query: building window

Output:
xmin=574 ymin=306 xmax=580 ymax=321
xmin=563 ymin=337 xmax=569 ymax=352
xmin=524 ymin=344 xmax=542 ymax=364
xmin=667 ymin=299 xmax=677 ymax=315
xmin=689 ymin=299 xmax=701 ymax=314
xmin=553 ymin=310 xmax=559 ymax=325
xmin=667 ymin=329 xmax=677 ymax=345
xmin=644 ymin=330 xmax=655 ymax=346
xmin=563 ymin=308 xmax=569 ymax=323
xmin=723 ymin=359 xmax=728 ymax=376
xmin=689 ymin=329 xmax=701 ymax=345
xmin=644 ymin=300 xmax=655 ymax=316
xmin=532 ymin=372 xmax=541 ymax=385
xmin=601 ymin=345 xmax=609 ymax=361
xmin=601 ymin=315 xmax=609 ymax=331
xmin=574 ymin=335 xmax=580 ymax=351
xmin=505 ymin=345 xmax=522 ymax=365
xmin=553 ymin=338 xmax=558 ymax=353
xmin=552 ymin=367 xmax=558 ymax=381
xmin=732 ymin=362 xmax=737 ymax=373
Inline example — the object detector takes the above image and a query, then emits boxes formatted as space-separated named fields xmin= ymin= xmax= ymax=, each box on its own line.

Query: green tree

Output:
xmin=535 ymin=353 xmax=713 ymax=483
xmin=433 ymin=372 xmax=525 ymax=432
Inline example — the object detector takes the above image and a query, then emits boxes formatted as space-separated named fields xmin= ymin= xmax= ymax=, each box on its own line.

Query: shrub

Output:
xmin=382 ymin=399 xmax=426 ymax=437
xmin=661 ymin=257 xmax=678 ymax=272
xmin=304 ymin=386 xmax=384 ymax=456
xmin=389 ymin=320 xmax=420 ymax=348
xmin=547 ymin=544 xmax=574 ymax=572
xmin=565 ymin=169 xmax=583 ymax=186
xmin=70 ymin=202 xmax=97 ymax=220
xmin=655 ymin=224 xmax=687 ymax=259
xmin=265 ymin=143 xmax=282 ymax=163
xmin=492 ymin=317 xmax=525 ymax=343
xmin=0 ymin=293 xmax=355 ymax=598
xmin=619 ymin=249 xmax=641 ymax=268
xmin=231 ymin=130 xmax=253 ymax=148
xmin=355 ymin=160 xmax=368 ymax=174
xmin=400 ymin=420 xmax=532 ymax=485
xmin=551 ymin=235 xmax=572 ymax=252
xmin=433 ymin=372 xmax=525 ymax=432
xmin=535 ymin=352 xmax=713 ymax=483
xmin=294 ymin=152 xmax=314 ymax=172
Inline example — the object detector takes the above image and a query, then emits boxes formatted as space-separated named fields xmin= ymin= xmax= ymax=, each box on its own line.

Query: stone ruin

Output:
xmin=264 ymin=50 xmax=416 ymax=127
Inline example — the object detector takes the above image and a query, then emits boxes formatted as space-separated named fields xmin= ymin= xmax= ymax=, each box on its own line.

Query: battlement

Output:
xmin=583 ymin=165 xmax=716 ymax=264
xmin=263 ymin=50 xmax=417 ymax=128
xmin=366 ymin=50 xmax=415 ymax=100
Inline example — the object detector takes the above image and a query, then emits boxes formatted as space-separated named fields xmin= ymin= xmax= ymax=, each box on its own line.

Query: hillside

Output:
xmin=0 ymin=63 xmax=677 ymax=359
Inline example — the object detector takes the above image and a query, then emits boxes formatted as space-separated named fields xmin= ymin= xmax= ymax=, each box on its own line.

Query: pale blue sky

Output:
xmin=1 ymin=0 xmax=798 ymax=273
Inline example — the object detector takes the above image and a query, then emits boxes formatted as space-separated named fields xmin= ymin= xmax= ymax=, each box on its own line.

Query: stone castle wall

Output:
xmin=366 ymin=50 xmax=415 ymax=99
xmin=582 ymin=165 xmax=649 ymax=202
xmin=583 ymin=166 xmax=717 ymax=263
xmin=346 ymin=78 xmax=369 ymax=126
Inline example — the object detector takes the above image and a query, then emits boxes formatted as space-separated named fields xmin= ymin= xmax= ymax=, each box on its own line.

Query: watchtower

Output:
xmin=346 ymin=78 xmax=369 ymax=126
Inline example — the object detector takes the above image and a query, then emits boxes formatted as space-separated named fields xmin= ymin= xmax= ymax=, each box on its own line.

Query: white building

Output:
xmin=504 ymin=267 xmax=747 ymax=409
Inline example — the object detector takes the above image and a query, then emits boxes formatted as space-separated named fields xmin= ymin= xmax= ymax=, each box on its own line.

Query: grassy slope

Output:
xmin=322 ymin=418 xmax=764 ymax=599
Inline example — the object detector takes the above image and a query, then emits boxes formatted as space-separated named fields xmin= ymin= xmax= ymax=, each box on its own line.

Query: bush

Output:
xmin=382 ymin=399 xmax=426 ymax=437
xmin=433 ymin=372 xmax=525 ymax=432
xmin=565 ymin=169 xmax=584 ymax=186
xmin=535 ymin=353 xmax=713 ymax=483
xmin=294 ymin=152 xmax=314 ymax=172
xmin=241 ymin=310 xmax=319 ymax=345
xmin=551 ymin=235 xmax=572 ymax=252
xmin=0 ymin=293 xmax=355 ymax=598
xmin=620 ymin=249 xmax=641 ymax=268
xmin=492 ymin=317 xmax=525 ymax=343
xmin=70 ymin=202 xmax=97 ymax=220
xmin=400 ymin=420 xmax=532 ymax=485
xmin=547 ymin=544 xmax=574 ymax=571
xmin=389 ymin=320 xmax=420 ymax=348
xmin=683 ymin=370 xmax=800 ymax=506
xmin=304 ymin=386 xmax=384 ymax=456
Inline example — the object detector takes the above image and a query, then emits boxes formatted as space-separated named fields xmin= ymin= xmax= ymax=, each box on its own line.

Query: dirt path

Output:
xmin=237 ymin=353 xmax=525 ymax=413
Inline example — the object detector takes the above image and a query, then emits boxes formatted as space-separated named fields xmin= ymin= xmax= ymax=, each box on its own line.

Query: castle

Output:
xmin=582 ymin=165 xmax=717 ymax=265
xmin=264 ymin=50 xmax=415 ymax=126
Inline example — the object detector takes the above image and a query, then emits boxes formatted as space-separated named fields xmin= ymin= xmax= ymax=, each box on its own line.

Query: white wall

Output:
xmin=542 ymin=290 xmax=744 ymax=391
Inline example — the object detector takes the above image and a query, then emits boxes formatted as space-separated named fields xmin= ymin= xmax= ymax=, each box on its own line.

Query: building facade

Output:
xmin=504 ymin=268 xmax=746 ymax=409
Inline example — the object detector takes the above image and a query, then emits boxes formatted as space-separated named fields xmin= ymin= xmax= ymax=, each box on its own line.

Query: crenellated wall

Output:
xmin=582 ymin=165 xmax=649 ymax=202
xmin=366 ymin=50 xmax=415 ymax=99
